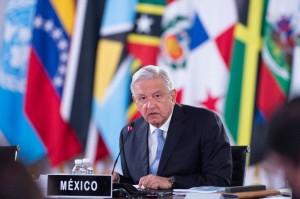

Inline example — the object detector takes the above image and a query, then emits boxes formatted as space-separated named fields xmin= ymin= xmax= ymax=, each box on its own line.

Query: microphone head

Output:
xmin=127 ymin=122 xmax=134 ymax=131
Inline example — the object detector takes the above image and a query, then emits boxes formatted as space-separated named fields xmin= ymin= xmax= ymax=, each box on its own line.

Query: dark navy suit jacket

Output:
xmin=119 ymin=104 xmax=232 ymax=188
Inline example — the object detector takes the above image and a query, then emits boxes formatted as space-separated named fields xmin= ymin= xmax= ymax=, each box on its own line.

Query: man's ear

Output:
xmin=132 ymin=95 xmax=136 ymax=103
xmin=171 ymin=89 xmax=177 ymax=104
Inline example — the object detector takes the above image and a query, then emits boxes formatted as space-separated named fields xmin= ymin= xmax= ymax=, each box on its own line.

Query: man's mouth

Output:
xmin=149 ymin=112 xmax=158 ymax=116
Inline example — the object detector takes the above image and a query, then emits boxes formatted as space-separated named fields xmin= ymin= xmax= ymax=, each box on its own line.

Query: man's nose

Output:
xmin=146 ymin=97 xmax=156 ymax=108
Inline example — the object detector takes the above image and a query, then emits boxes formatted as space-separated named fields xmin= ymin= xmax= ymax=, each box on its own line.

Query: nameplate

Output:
xmin=47 ymin=174 xmax=112 ymax=198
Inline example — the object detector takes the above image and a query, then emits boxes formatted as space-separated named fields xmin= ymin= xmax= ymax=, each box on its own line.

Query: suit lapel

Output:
xmin=158 ymin=104 xmax=185 ymax=174
xmin=135 ymin=120 xmax=150 ymax=176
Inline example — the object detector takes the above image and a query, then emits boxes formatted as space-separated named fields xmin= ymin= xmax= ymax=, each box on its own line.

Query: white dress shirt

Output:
xmin=148 ymin=110 xmax=173 ymax=166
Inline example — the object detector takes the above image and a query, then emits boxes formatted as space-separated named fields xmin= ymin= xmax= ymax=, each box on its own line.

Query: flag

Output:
xmin=185 ymin=0 xmax=236 ymax=113
xmin=184 ymin=0 xmax=236 ymax=115
xmin=60 ymin=0 xmax=109 ymax=163
xmin=92 ymin=0 xmax=138 ymax=161
xmin=159 ymin=0 xmax=237 ymax=127
xmin=245 ymin=1 xmax=300 ymax=187
xmin=0 ymin=0 xmax=46 ymax=164
xmin=0 ymin=1 xmax=7 ymax=50
xmin=127 ymin=0 xmax=167 ymax=121
xmin=158 ymin=0 xmax=191 ymax=103
xmin=127 ymin=0 xmax=167 ymax=66
xmin=25 ymin=0 xmax=81 ymax=166
xmin=289 ymin=43 xmax=300 ymax=99
xmin=224 ymin=0 xmax=267 ymax=146
xmin=251 ymin=0 xmax=300 ymax=164
xmin=287 ymin=0 xmax=300 ymax=100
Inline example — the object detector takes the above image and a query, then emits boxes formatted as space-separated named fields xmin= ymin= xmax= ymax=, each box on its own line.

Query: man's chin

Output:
xmin=147 ymin=119 xmax=162 ymax=127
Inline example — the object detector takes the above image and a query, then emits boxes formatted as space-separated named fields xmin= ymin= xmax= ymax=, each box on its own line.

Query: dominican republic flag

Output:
xmin=251 ymin=0 xmax=300 ymax=164
xmin=25 ymin=0 xmax=81 ymax=166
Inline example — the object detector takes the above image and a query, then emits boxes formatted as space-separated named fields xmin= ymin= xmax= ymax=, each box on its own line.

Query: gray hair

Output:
xmin=130 ymin=65 xmax=174 ymax=96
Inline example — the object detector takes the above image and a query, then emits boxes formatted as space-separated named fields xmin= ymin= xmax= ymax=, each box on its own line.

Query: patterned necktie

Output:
xmin=150 ymin=129 xmax=165 ymax=175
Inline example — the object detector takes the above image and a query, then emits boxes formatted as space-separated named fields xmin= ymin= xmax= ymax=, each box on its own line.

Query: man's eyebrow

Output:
xmin=137 ymin=91 xmax=162 ymax=96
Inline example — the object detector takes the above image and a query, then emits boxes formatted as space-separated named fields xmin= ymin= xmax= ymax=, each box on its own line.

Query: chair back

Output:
xmin=231 ymin=145 xmax=250 ymax=186
xmin=0 ymin=145 xmax=20 ymax=161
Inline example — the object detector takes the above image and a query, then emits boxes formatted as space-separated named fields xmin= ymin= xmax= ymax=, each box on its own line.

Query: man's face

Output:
xmin=132 ymin=77 xmax=177 ymax=128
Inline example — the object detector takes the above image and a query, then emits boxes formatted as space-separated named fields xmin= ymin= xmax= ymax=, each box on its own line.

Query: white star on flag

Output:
xmin=58 ymin=39 xmax=68 ymax=50
xmin=136 ymin=14 xmax=153 ymax=34
xmin=34 ymin=16 xmax=43 ymax=28
xmin=52 ymin=28 xmax=63 ymax=40
xmin=53 ymin=76 xmax=63 ymax=87
xmin=44 ymin=20 xmax=54 ymax=32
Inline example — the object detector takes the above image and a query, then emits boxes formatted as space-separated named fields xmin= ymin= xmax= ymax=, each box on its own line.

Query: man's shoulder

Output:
xmin=132 ymin=116 xmax=146 ymax=126
xmin=175 ymin=104 xmax=222 ymax=124
xmin=178 ymin=103 xmax=216 ymax=116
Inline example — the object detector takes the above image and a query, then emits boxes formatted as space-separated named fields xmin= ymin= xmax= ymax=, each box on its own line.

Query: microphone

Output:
xmin=111 ymin=122 xmax=134 ymax=175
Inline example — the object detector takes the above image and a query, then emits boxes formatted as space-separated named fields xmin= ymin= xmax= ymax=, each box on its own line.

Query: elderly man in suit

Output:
xmin=113 ymin=65 xmax=232 ymax=189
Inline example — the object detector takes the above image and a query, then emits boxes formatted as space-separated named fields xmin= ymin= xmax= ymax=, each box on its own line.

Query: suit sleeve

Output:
xmin=174 ymin=112 xmax=232 ymax=188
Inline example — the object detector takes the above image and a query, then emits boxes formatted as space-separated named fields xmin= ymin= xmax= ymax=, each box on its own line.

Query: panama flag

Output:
xmin=25 ymin=0 xmax=82 ymax=166
xmin=182 ymin=0 xmax=236 ymax=115
xmin=160 ymin=0 xmax=236 ymax=116
xmin=0 ymin=0 xmax=46 ymax=164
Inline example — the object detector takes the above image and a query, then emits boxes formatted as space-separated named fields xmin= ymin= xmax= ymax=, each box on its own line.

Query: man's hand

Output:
xmin=138 ymin=174 xmax=172 ymax=189
xmin=112 ymin=172 xmax=120 ymax=183
xmin=101 ymin=171 xmax=120 ymax=183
